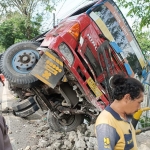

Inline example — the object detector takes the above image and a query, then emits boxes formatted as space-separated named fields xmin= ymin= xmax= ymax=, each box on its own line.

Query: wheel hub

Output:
xmin=12 ymin=50 xmax=39 ymax=74
xmin=22 ymin=55 xmax=29 ymax=62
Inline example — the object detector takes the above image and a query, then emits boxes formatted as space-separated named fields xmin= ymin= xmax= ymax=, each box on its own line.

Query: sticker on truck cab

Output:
xmin=86 ymin=77 xmax=103 ymax=97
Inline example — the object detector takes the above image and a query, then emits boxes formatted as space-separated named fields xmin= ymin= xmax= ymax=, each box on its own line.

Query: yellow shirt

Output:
xmin=95 ymin=106 xmax=138 ymax=150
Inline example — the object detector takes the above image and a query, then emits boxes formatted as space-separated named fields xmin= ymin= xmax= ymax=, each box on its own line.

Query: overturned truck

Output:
xmin=1 ymin=0 xmax=150 ymax=132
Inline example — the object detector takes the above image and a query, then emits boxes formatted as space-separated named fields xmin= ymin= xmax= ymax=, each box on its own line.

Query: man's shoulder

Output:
xmin=95 ymin=109 xmax=115 ymax=126
xmin=99 ymin=109 xmax=114 ymax=118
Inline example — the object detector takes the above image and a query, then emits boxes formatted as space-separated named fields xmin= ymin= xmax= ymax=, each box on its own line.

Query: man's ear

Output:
xmin=123 ymin=94 xmax=131 ymax=103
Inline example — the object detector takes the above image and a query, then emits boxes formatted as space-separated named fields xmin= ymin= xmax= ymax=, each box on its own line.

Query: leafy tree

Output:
xmin=0 ymin=21 xmax=15 ymax=50
xmin=115 ymin=0 xmax=150 ymax=60
xmin=0 ymin=0 xmax=56 ymax=17
xmin=116 ymin=0 xmax=150 ymax=29
xmin=0 ymin=0 xmax=62 ymax=51
xmin=135 ymin=31 xmax=150 ymax=58
xmin=0 ymin=0 xmax=57 ymax=38
xmin=0 ymin=12 xmax=42 ymax=50
xmin=131 ymin=22 xmax=150 ymax=59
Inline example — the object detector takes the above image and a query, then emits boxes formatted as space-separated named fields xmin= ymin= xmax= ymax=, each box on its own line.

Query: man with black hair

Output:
xmin=95 ymin=74 xmax=144 ymax=150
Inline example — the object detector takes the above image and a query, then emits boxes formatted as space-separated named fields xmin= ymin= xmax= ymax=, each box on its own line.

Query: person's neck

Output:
xmin=110 ymin=100 xmax=127 ymax=120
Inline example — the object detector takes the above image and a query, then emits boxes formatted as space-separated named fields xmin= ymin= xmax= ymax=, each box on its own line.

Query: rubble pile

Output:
xmin=30 ymin=117 xmax=98 ymax=150
xmin=23 ymin=115 xmax=150 ymax=150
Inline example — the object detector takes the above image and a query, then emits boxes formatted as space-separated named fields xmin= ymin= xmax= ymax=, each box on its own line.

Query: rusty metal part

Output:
xmin=32 ymin=87 xmax=53 ymax=111
xmin=62 ymin=100 xmax=71 ymax=107
xmin=56 ymin=105 xmax=96 ymax=119
xmin=59 ymin=83 xmax=79 ymax=107
xmin=24 ymin=92 xmax=34 ymax=97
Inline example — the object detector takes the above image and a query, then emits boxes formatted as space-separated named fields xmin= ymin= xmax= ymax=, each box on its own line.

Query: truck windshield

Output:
xmin=87 ymin=0 xmax=146 ymax=75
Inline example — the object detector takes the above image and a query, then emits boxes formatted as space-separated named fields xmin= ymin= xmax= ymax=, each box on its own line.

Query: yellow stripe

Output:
xmin=139 ymin=58 xmax=146 ymax=68
xmin=95 ymin=18 xmax=114 ymax=41
xmin=90 ymin=12 xmax=114 ymax=41
xmin=34 ymin=74 xmax=52 ymax=87
xmin=45 ymin=51 xmax=63 ymax=67
xmin=45 ymin=64 xmax=58 ymax=75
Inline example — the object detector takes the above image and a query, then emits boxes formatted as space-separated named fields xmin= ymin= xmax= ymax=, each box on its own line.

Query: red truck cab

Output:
xmin=33 ymin=0 xmax=147 ymax=110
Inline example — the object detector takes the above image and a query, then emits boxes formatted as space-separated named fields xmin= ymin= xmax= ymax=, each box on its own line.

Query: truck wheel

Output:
xmin=0 ymin=41 xmax=40 ymax=87
xmin=14 ymin=103 xmax=39 ymax=118
xmin=47 ymin=110 xmax=84 ymax=132
xmin=12 ymin=97 xmax=35 ymax=112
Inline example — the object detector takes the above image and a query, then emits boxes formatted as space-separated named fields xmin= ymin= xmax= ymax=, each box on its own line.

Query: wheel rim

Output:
xmin=59 ymin=114 xmax=75 ymax=126
xmin=12 ymin=49 xmax=39 ymax=74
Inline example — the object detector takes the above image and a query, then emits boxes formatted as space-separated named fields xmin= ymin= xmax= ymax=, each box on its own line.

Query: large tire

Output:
xmin=14 ymin=103 xmax=39 ymax=118
xmin=47 ymin=110 xmax=84 ymax=132
xmin=0 ymin=41 xmax=40 ymax=87
xmin=12 ymin=97 xmax=35 ymax=112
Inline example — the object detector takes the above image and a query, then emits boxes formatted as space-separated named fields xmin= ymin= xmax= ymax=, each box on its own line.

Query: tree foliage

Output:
xmin=0 ymin=20 xmax=15 ymax=50
xmin=0 ymin=0 xmax=56 ymax=17
xmin=0 ymin=0 xmax=61 ymax=51
xmin=0 ymin=0 xmax=57 ymax=38
xmin=116 ymin=0 xmax=150 ymax=29
xmin=0 ymin=12 xmax=43 ymax=49
xmin=135 ymin=31 xmax=150 ymax=58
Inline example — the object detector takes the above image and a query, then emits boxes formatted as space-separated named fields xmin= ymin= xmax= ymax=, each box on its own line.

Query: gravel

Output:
xmin=7 ymin=112 xmax=149 ymax=150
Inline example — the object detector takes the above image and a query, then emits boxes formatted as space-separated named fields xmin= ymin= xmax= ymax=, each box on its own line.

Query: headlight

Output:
xmin=59 ymin=43 xmax=74 ymax=66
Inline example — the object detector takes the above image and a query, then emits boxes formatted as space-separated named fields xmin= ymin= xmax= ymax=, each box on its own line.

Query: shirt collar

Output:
xmin=105 ymin=106 xmax=132 ymax=122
